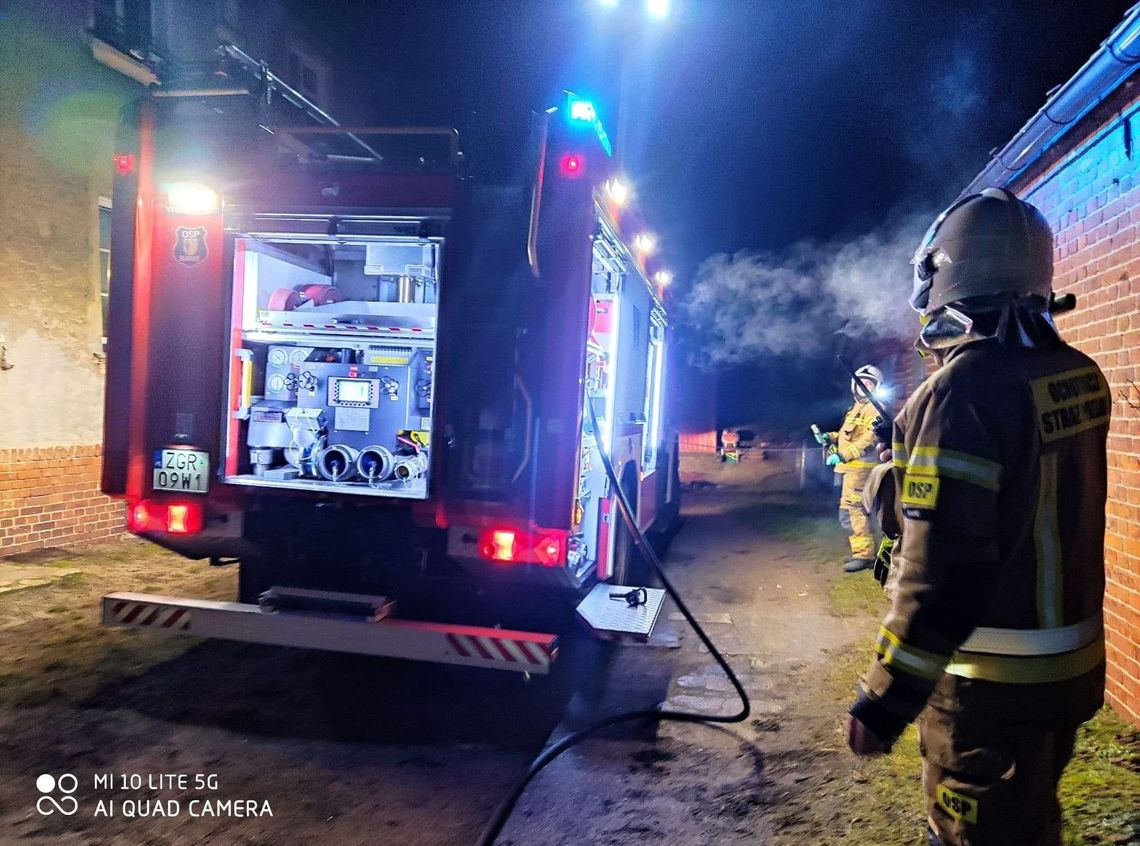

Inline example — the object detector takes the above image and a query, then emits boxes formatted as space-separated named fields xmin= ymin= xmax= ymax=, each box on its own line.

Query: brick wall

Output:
xmin=1013 ymin=84 xmax=1140 ymax=725
xmin=0 ymin=446 xmax=124 ymax=555
xmin=678 ymin=431 xmax=719 ymax=454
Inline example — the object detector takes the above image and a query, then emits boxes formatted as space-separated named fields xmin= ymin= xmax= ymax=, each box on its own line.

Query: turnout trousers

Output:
xmin=919 ymin=715 xmax=1078 ymax=846
xmin=838 ymin=467 xmax=874 ymax=558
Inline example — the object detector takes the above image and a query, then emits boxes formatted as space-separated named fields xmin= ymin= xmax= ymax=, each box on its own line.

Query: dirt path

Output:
xmin=494 ymin=453 xmax=878 ymax=845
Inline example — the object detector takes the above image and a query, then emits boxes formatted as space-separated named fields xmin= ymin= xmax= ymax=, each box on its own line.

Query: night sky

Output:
xmin=286 ymin=0 xmax=1136 ymax=432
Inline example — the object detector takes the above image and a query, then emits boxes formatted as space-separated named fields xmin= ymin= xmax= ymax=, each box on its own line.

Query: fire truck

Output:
xmin=99 ymin=53 xmax=679 ymax=674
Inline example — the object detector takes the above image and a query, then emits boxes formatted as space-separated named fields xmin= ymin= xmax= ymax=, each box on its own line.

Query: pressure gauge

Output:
xmin=269 ymin=348 xmax=287 ymax=366
xmin=269 ymin=374 xmax=286 ymax=393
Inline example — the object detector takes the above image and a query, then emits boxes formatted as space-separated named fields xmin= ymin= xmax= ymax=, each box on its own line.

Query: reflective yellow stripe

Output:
xmin=906 ymin=446 xmax=1001 ymax=492
xmin=960 ymin=613 xmax=1101 ymax=656
xmin=875 ymin=626 xmax=949 ymax=681
xmin=946 ymin=635 xmax=1104 ymax=684
xmin=891 ymin=442 xmax=908 ymax=466
xmin=1034 ymin=453 xmax=1063 ymax=628
xmin=845 ymin=458 xmax=881 ymax=469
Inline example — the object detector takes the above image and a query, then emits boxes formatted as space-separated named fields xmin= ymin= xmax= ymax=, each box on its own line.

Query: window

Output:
xmin=99 ymin=200 xmax=112 ymax=349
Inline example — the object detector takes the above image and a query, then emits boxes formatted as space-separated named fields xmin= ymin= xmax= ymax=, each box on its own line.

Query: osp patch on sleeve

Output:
xmin=901 ymin=473 xmax=940 ymax=510
xmin=936 ymin=784 xmax=978 ymax=824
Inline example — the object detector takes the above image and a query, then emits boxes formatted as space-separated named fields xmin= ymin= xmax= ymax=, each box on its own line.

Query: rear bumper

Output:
xmin=102 ymin=591 xmax=559 ymax=674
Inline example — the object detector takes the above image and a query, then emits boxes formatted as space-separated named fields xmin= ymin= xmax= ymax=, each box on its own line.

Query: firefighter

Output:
xmin=846 ymin=188 xmax=1108 ymax=846
xmin=813 ymin=364 xmax=885 ymax=573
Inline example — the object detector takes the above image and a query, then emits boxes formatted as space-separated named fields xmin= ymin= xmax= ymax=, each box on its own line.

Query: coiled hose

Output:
xmin=475 ymin=403 xmax=751 ymax=846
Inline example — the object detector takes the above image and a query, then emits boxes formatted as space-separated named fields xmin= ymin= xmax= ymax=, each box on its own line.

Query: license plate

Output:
xmin=153 ymin=449 xmax=210 ymax=493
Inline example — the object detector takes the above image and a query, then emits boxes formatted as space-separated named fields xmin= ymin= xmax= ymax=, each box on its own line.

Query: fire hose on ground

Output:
xmin=475 ymin=403 xmax=752 ymax=846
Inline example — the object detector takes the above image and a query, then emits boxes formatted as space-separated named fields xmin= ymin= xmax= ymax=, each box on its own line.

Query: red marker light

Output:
xmin=534 ymin=534 xmax=565 ymax=566
xmin=114 ymin=153 xmax=135 ymax=176
xmin=477 ymin=527 xmax=567 ymax=566
xmin=559 ymin=153 xmax=586 ymax=179
xmin=127 ymin=499 xmax=203 ymax=535
xmin=167 ymin=504 xmax=190 ymax=534
xmin=482 ymin=529 xmax=518 ymax=562
xmin=129 ymin=501 xmax=153 ymax=533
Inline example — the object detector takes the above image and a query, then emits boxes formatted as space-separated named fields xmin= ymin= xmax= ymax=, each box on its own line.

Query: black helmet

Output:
xmin=910 ymin=188 xmax=1054 ymax=316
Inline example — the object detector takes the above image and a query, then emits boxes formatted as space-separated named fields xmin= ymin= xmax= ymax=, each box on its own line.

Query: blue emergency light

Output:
xmin=565 ymin=92 xmax=613 ymax=157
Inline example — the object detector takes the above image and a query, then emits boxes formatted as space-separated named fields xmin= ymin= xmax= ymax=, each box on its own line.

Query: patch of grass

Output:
xmin=763 ymin=509 xmax=822 ymax=544
xmin=0 ymin=542 xmax=235 ymax=706
xmin=1060 ymin=711 xmax=1140 ymax=845
xmin=829 ymin=566 xmax=888 ymax=618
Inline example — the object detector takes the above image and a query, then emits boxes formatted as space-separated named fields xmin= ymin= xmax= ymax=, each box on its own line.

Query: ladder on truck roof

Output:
xmin=154 ymin=43 xmax=462 ymax=170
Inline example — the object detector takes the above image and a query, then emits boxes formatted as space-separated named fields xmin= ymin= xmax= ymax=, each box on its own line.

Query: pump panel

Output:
xmin=222 ymin=230 xmax=441 ymax=499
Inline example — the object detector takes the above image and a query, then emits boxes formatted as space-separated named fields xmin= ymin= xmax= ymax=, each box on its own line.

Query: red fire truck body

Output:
xmin=100 ymin=79 xmax=676 ymax=672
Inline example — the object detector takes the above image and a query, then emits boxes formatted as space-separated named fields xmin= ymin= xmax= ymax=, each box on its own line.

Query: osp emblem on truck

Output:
xmin=174 ymin=226 xmax=208 ymax=267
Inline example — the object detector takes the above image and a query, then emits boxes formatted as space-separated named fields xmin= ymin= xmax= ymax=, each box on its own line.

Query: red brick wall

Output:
xmin=678 ymin=431 xmax=719 ymax=454
xmin=0 ymin=446 xmax=124 ymax=556
xmin=1013 ymin=86 xmax=1140 ymax=725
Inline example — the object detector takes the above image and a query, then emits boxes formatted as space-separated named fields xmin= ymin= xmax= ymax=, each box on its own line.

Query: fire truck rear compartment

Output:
xmin=224 ymin=233 xmax=441 ymax=500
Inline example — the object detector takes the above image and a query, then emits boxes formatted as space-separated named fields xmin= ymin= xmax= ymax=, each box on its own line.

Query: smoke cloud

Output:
xmin=679 ymin=212 xmax=932 ymax=367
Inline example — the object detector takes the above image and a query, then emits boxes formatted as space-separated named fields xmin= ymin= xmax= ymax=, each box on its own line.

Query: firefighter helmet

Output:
xmin=910 ymin=188 xmax=1053 ymax=316
xmin=852 ymin=364 xmax=883 ymax=399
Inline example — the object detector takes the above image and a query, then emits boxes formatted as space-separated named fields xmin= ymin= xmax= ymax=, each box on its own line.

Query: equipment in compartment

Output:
xmin=267 ymin=285 xmax=344 ymax=311
xmin=357 ymin=445 xmax=396 ymax=484
xmin=264 ymin=344 xmax=314 ymax=401
xmin=392 ymin=452 xmax=429 ymax=481
xmin=227 ymin=235 xmax=442 ymax=499
xmin=244 ymin=342 xmax=430 ymax=492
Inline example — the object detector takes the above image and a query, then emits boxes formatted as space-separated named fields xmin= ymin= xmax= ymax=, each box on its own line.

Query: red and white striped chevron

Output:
xmin=446 ymin=632 xmax=555 ymax=668
xmin=107 ymin=598 xmax=191 ymax=631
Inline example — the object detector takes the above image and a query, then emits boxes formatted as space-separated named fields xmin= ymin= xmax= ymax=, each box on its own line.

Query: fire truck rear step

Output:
xmin=575 ymin=583 xmax=666 ymax=643
xmin=102 ymin=591 xmax=558 ymax=674
xmin=258 ymin=586 xmax=394 ymax=621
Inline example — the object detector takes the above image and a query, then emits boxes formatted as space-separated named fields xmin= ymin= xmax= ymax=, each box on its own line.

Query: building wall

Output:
xmin=0 ymin=3 xmax=139 ymax=551
xmin=1012 ymin=83 xmax=1140 ymax=725
xmin=0 ymin=1 xmax=346 ymax=556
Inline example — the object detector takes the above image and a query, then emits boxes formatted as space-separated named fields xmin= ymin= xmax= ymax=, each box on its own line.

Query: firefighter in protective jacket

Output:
xmin=814 ymin=364 xmax=885 ymax=572
xmin=846 ymin=189 xmax=1108 ymax=846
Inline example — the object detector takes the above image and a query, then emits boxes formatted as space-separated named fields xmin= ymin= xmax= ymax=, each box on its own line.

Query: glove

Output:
xmin=873 ymin=536 xmax=895 ymax=587
xmin=872 ymin=416 xmax=892 ymax=443
xmin=813 ymin=429 xmax=832 ymax=446
xmin=826 ymin=452 xmax=844 ymax=467
xmin=846 ymin=714 xmax=889 ymax=756
xmin=847 ymin=695 xmax=907 ymax=755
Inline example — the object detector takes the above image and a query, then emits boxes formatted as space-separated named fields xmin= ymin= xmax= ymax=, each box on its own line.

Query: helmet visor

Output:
xmin=910 ymin=193 xmax=978 ymax=315
xmin=910 ymin=249 xmax=936 ymax=314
